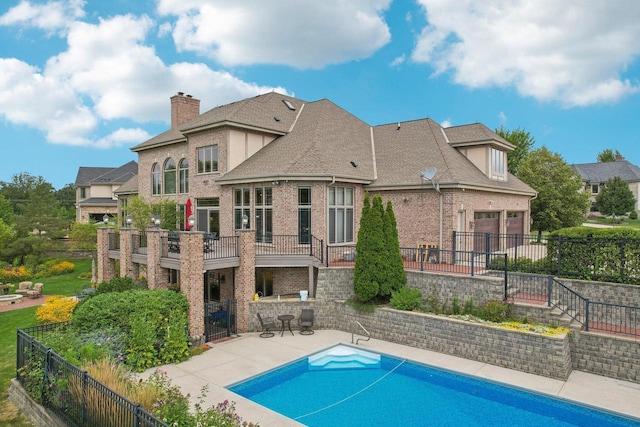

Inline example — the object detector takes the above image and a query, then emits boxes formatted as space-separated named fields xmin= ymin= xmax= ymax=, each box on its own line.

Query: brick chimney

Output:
xmin=170 ymin=92 xmax=200 ymax=128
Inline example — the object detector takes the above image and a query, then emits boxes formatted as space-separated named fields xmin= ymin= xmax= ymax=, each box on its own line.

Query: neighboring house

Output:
xmin=75 ymin=161 xmax=138 ymax=223
xmin=572 ymin=161 xmax=640 ymax=214
xmin=97 ymin=92 xmax=536 ymax=336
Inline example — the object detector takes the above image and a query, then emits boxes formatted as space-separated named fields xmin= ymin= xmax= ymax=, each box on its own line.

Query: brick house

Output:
xmin=572 ymin=160 xmax=640 ymax=214
xmin=74 ymin=161 xmax=138 ymax=223
xmin=97 ymin=92 xmax=536 ymax=337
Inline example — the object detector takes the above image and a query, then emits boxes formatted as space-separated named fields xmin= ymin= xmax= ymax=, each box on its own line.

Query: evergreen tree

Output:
xmin=354 ymin=193 xmax=380 ymax=302
xmin=383 ymin=200 xmax=406 ymax=296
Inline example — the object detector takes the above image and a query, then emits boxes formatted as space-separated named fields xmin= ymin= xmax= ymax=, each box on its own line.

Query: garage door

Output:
xmin=474 ymin=212 xmax=499 ymax=252
xmin=506 ymin=212 xmax=524 ymax=249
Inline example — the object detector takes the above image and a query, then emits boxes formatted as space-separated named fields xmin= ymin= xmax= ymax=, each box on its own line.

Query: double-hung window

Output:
xmin=491 ymin=148 xmax=505 ymax=179
xmin=255 ymin=187 xmax=272 ymax=243
xmin=234 ymin=188 xmax=250 ymax=229
xmin=163 ymin=158 xmax=176 ymax=194
xmin=152 ymin=163 xmax=161 ymax=195
xmin=197 ymin=145 xmax=218 ymax=174
xmin=179 ymin=158 xmax=189 ymax=193
xmin=329 ymin=187 xmax=353 ymax=244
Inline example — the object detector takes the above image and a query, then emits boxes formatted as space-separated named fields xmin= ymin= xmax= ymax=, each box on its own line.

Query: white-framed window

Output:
xmin=163 ymin=158 xmax=176 ymax=195
xmin=591 ymin=184 xmax=599 ymax=194
xmin=197 ymin=145 xmax=218 ymax=174
xmin=234 ymin=188 xmax=250 ymax=229
xmin=179 ymin=158 xmax=189 ymax=193
xmin=152 ymin=163 xmax=161 ymax=195
xmin=255 ymin=187 xmax=272 ymax=243
xmin=491 ymin=148 xmax=505 ymax=178
xmin=328 ymin=186 xmax=354 ymax=244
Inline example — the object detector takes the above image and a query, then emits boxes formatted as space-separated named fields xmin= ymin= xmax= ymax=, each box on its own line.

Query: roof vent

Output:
xmin=274 ymin=116 xmax=280 ymax=122
xmin=283 ymin=99 xmax=296 ymax=110
xmin=350 ymin=161 xmax=358 ymax=168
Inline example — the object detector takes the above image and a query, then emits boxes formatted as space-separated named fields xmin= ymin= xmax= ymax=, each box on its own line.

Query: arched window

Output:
xmin=152 ymin=163 xmax=161 ymax=195
xmin=179 ymin=158 xmax=189 ymax=194
xmin=164 ymin=158 xmax=176 ymax=194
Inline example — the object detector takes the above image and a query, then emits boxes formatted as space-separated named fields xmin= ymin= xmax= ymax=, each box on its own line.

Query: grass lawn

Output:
xmin=0 ymin=258 xmax=92 ymax=426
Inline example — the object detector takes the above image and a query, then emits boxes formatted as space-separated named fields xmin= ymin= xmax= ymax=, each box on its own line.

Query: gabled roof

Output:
xmin=370 ymin=119 xmax=534 ymax=194
xmin=217 ymin=99 xmax=375 ymax=183
xmin=114 ymin=175 xmax=138 ymax=195
xmin=131 ymin=92 xmax=303 ymax=152
xmin=76 ymin=197 xmax=118 ymax=207
xmin=75 ymin=161 xmax=138 ymax=186
xmin=443 ymin=123 xmax=514 ymax=151
xmin=572 ymin=161 xmax=640 ymax=183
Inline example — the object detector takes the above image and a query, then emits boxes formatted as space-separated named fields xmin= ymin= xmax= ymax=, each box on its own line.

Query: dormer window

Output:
xmin=491 ymin=148 xmax=506 ymax=180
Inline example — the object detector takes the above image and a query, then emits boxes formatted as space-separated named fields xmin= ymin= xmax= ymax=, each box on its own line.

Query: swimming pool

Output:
xmin=229 ymin=344 xmax=640 ymax=426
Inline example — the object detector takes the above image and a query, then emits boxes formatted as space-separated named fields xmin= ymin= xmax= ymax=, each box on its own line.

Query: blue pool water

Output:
xmin=229 ymin=345 xmax=640 ymax=427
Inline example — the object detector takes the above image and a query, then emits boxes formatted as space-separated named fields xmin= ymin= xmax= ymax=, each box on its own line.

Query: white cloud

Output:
xmin=0 ymin=0 xmax=85 ymax=32
xmin=498 ymin=111 xmax=507 ymax=124
xmin=440 ymin=119 xmax=452 ymax=128
xmin=412 ymin=0 xmax=640 ymax=106
xmin=0 ymin=12 xmax=287 ymax=149
xmin=157 ymin=0 xmax=392 ymax=69
xmin=390 ymin=54 xmax=406 ymax=67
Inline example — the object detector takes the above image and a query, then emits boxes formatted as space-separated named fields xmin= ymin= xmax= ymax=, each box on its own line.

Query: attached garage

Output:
xmin=473 ymin=212 xmax=499 ymax=252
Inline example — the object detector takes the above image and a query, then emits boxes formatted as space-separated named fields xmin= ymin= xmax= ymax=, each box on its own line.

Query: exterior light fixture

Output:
xmin=126 ymin=214 xmax=132 ymax=226
xmin=103 ymin=214 xmax=109 ymax=227
xmin=188 ymin=215 xmax=195 ymax=231
xmin=242 ymin=214 xmax=248 ymax=229
xmin=152 ymin=214 xmax=161 ymax=227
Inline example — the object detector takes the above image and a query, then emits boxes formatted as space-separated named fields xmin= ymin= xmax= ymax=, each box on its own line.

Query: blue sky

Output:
xmin=1 ymin=0 xmax=639 ymax=190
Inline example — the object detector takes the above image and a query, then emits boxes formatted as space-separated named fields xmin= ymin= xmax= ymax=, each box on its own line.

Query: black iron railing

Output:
xmin=132 ymin=231 xmax=147 ymax=255
xmin=255 ymin=234 xmax=323 ymax=263
xmin=506 ymin=272 xmax=639 ymax=337
xmin=17 ymin=324 xmax=166 ymax=427
xmin=204 ymin=235 xmax=239 ymax=260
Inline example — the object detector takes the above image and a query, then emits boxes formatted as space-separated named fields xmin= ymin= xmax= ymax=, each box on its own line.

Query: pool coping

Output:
xmin=143 ymin=330 xmax=640 ymax=426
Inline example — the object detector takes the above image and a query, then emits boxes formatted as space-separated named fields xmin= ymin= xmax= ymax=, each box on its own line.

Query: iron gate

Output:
xmin=205 ymin=299 xmax=237 ymax=342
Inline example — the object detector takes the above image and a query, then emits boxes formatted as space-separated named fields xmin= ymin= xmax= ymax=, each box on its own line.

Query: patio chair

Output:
xmin=15 ymin=281 xmax=33 ymax=295
xmin=27 ymin=282 xmax=43 ymax=298
xmin=257 ymin=313 xmax=276 ymax=338
xmin=298 ymin=309 xmax=315 ymax=335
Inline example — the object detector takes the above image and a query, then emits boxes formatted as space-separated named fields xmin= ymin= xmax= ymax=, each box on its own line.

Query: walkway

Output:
xmin=145 ymin=330 xmax=640 ymax=426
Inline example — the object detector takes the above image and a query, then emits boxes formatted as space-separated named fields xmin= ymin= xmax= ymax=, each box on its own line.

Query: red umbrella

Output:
xmin=185 ymin=199 xmax=193 ymax=230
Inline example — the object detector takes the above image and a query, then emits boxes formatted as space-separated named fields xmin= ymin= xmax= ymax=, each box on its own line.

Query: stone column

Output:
xmin=96 ymin=227 xmax=116 ymax=283
xmin=235 ymin=229 xmax=256 ymax=333
xmin=146 ymin=227 xmax=168 ymax=289
xmin=180 ymin=232 xmax=205 ymax=337
xmin=119 ymin=228 xmax=134 ymax=279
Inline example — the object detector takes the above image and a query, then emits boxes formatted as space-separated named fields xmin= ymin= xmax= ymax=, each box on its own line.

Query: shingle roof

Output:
xmin=370 ymin=119 xmax=533 ymax=194
xmin=218 ymin=99 xmax=375 ymax=183
xmin=444 ymin=123 xmax=514 ymax=150
xmin=114 ymin=175 xmax=138 ymax=195
xmin=77 ymin=197 xmax=118 ymax=207
xmin=75 ymin=161 xmax=138 ymax=186
xmin=572 ymin=161 xmax=640 ymax=183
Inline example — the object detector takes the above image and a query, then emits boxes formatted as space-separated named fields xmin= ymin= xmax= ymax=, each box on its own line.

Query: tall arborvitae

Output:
xmin=354 ymin=193 xmax=380 ymax=302
xmin=383 ymin=200 xmax=406 ymax=296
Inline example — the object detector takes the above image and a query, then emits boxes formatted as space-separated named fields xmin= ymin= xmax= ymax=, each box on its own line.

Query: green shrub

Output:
xmin=97 ymin=276 xmax=146 ymax=294
xmin=630 ymin=210 xmax=638 ymax=220
xmin=476 ymin=300 xmax=513 ymax=323
xmin=158 ymin=310 xmax=191 ymax=365
xmin=390 ymin=286 xmax=422 ymax=311
xmin=126 ymin=312 xmax=160 ymax=371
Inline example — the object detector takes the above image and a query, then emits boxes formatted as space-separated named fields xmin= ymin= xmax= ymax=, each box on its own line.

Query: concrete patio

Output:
xmin=145 ymin=330 xmax=640 ymax=426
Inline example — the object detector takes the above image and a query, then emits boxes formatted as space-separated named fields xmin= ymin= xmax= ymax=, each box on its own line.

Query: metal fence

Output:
xmin=107 ymin=232 xmax=120 ymax=250
xmin=132 ymin=231 xmax=147 ymax=254
xmin=205 ymin=299 xmax=237 ymax=342
xmin=506 ymin=272 xmax=639 ymax=337
xmin=255 ymin=234 xmax=324 ymax=263
xmin=204 ymin=235 xmax=239 ymax=260
xmin=16 ymin=324 xmax=167 ymax=427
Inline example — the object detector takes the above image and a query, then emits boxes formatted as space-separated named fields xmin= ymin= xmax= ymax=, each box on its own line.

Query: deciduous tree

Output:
xmin=517 ymin=147 xmax=590 ymax=240
xmin=595 ymin=176 xmax=636 ymax=221
xmin=495 ymin=126 xmax=535 ymax=175
xmin=597 ymin=149 xmax=624 ymax=162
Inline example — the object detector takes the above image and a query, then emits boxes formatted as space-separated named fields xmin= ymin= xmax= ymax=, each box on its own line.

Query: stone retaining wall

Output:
xmin=250 ymin=267 xmax=640 ymax=384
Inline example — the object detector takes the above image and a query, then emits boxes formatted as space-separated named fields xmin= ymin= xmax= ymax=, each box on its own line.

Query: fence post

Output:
xmin=584 ymin=299 xmax=590 ymax=332
xmin=557 ymin=236 xmax=562 ymax=277
xmin=503 ymin=253 xmax=508 ymax=300
xmin=81 ymin=371 xmax=88 ymax=425
xmin=320 ymin=239 xmax=324 ymax=264
xmin=471 ymin=251 xmax=475 ymax=276
xmin=514 ymin=234 xmax=519 ymax=270
xmin=325 ymin=245 xmax=329 ymax=267
xmin=452 ymin=231 xmax=457 ymax=264
xmin=485 ymin=233 xmax=491 ymax=267
xmin=420 ymin=247 xmax=425 ymax=271
xmin=620 ymin=239 xmax=626 ymax=283
xmin=547 ymin=276 xmax=553 ymax=307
